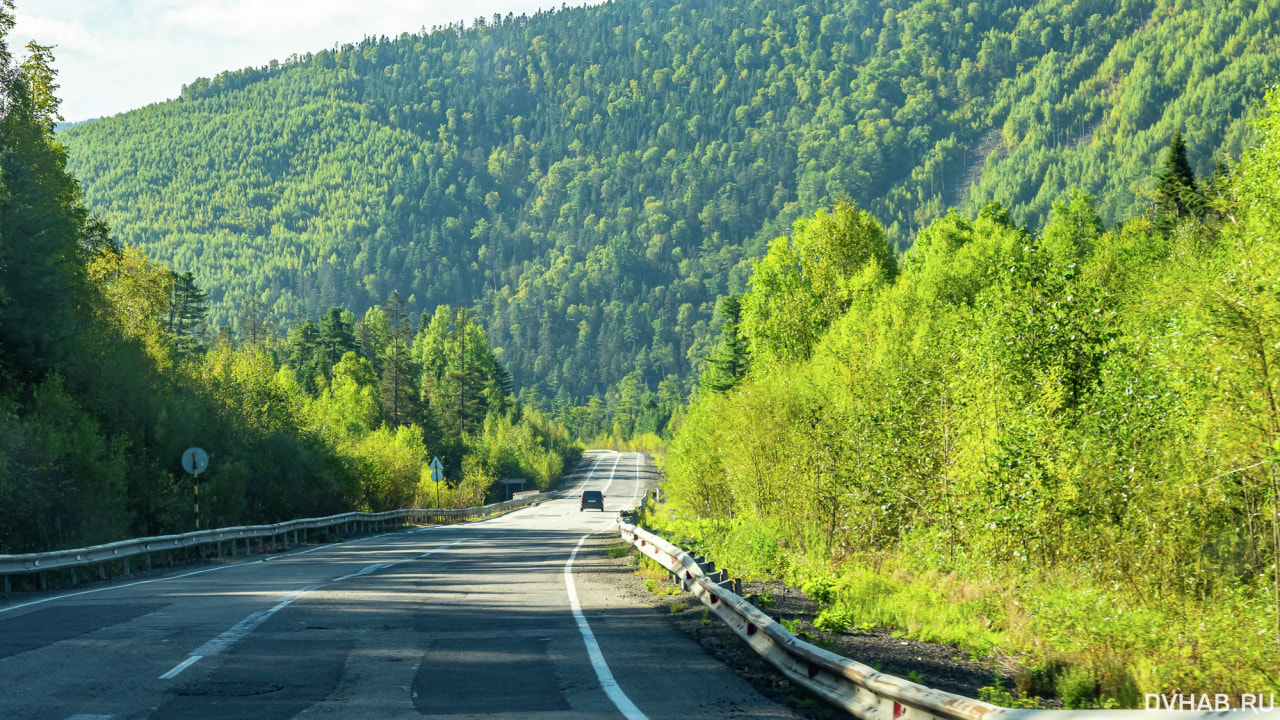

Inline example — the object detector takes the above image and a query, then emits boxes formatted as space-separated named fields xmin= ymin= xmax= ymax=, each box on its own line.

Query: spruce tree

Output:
xmin=1155 ymin=130 xmax=1203 ymax=219
xmin=700 ymin=294 xmax=750 ymax=393
xmin=167 ymin=271 xmax=208 ymax=356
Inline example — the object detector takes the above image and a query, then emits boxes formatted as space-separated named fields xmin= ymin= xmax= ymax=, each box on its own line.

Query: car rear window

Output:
xmin=583 ymin=491 xmax=602 ymax=499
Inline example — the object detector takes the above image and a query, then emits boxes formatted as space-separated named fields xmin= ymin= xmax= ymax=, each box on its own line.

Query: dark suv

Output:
xmin=580 ymin=490 xmax=604 ymax=511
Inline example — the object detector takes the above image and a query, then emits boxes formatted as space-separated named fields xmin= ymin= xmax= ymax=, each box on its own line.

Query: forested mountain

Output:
xmin=59 ymin=0 xmax=1279 ymax=409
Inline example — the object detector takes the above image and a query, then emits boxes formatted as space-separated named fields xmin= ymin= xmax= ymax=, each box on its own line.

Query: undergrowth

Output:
xmin=642 ymin=505 xmax=1280 ymax=707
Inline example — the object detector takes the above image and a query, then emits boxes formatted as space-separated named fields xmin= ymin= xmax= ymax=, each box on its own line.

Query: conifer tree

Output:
xmin=317 ymin=306 xmax=356 ymax=376
xmin=700 ymin=294 xmax=750 ymax=393
xmin=167 ymin=271 xmax=208 ymax=356
xmin=1155 ymin=130 xmax=1203 ymax=219
xmin=380 ymin=291 xmax=417 ymax=427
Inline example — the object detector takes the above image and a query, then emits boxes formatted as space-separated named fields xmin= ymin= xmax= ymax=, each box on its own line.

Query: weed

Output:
xmin=789 ymin=694 xmax=817 ymax=709
xmin=814 ymin=606 xmax=862 ymax=633
xmin=979 ymin=678 xmax=1045 ymax=709
xmin=606 ymin=541 xmax=634 ymax=559
xmin=781 ymin=617 xmax=803 ymax=634
xmin=755 ymin=591 xmax=775 ymax=609
xmin=668 ymin=601 xmax=688 ymax=614
xmin=802 ymin=576 xmax=837 ymax=606
xmin=633 ymin=555 xmax=669 ymax=581
xmin=1058 ymin=666 xmax=1100 ymax=709
xmin=701 ymin=607 xmax=713 ymax=625
xmin=644 ymin=578 xmax=681 ymax=596
xmin=811 ymin=633 xmax=837 ymax=651
xmin=907 ymin=670 xmax=925 ymax=684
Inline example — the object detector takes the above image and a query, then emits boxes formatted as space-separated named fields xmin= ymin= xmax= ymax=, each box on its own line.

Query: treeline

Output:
xmin=666 ymin=92 xmax=1280 ymax=698
xmin=0 ymin=14 xmax=575 ymax=554
xmin=58 ymin=0 xmax=1280 ymax=416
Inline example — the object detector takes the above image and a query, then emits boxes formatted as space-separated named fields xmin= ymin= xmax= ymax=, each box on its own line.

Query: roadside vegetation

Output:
xmin=661 ymin=91 xmax=1280 ymax=704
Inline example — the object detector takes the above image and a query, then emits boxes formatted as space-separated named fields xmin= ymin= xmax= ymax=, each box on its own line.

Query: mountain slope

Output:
xmin=59 ymin=0 xmax=1280 ymax=403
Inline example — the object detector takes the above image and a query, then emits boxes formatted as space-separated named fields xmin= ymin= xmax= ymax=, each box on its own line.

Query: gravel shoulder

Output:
xmin=583 ymin=529 xmax=1014 ymax=718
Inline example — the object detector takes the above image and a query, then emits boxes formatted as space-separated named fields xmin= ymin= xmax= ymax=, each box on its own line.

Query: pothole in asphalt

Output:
xmin=176 ymin=682 xmax=285 ymax=697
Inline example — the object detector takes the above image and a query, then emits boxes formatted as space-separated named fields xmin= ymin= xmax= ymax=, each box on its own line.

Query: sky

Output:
xmin=12 ymin=0 xmax=598 ymax=123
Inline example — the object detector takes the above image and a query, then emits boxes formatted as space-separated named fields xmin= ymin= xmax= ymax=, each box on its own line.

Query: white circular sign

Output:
xmin=182 ymin=447 xmax=209 ymax=476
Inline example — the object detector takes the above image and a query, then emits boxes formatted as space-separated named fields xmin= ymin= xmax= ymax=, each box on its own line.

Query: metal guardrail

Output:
xmin=618 ymin=522 xmax=1227 ymax=720
xmin=0 ymin=493 xmax=553 ymax=593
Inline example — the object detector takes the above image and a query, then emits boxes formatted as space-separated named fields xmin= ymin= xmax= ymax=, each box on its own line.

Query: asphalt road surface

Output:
xmin=0 ymin=451 xmax=809 ymax=720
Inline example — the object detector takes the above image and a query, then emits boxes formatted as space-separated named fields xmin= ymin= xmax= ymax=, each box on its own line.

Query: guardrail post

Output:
xmin=38 ymin=572 xmax=47 ymax=591
xmin=258 ymin=537 xmax=264 ymax=554
xmin=98 ymin=563 xmax=106 ymax=581
xmin=124 ymin=557 xmax=131 ymax=577
xmin=145 ymin=552 xmax=152 ymax=571
xmin=3 ymin=574 xmax=9 ymax=599
xmin=68 ymin=568 xmax=77 ymax=586
xmin=167 ymin=550 xmax=174 ymax=567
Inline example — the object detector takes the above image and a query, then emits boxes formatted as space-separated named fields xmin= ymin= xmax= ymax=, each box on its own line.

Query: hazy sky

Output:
xmin=12 ymin=0 xmax=598 ymax=123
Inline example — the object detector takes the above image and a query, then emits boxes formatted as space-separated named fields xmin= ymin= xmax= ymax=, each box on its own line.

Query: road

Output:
xmin=0 ymin=451 xmax=807 ymax=720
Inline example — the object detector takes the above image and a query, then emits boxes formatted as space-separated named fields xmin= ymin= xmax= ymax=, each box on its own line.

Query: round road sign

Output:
xmin=182 ymin=447 xmax=209 ymax=476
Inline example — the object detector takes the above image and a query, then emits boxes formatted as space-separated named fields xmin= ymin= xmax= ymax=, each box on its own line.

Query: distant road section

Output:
xmin=0 ymin=452 xmax=809 ymax=719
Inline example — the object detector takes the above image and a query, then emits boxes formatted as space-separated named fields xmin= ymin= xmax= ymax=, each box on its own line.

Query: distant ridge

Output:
xmin=55 ymin=117 xmax=98 ymax=131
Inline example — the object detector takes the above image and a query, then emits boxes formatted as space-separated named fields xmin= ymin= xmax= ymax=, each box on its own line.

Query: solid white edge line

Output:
xmin=564 ymin=534 xmax=650 ymax=720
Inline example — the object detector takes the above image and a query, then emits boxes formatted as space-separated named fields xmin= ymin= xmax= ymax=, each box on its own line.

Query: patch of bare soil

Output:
xmin=600 ymin=538 xmax=1013 ymax=718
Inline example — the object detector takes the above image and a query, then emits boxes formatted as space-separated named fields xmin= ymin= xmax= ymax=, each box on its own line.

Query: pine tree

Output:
xmin=700 ymin=294 xmax=750 ymax=393
xmin=1155 ymin=129 xmax=1203 ymax=219
xmin=167 ymin=271 xmax=208 ymax=356
xmin=287 ymin=319 xmax=324 ymax=392
xmin=317 ymin=306 xmax=356 ymax=377
xmin=380 ymin=291 xmax=418 ymax=427
xmin=443 ymin=307 xmax=488 ymax=437
xmin=238 ymin=295 xmax=267 ymax=347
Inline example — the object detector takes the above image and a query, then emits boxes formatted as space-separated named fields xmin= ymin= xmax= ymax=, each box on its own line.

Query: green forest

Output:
xmin=0 ymin=4 xmax=576 ymax=554
xmin=662 ymin=91 xmax=1280 ymax=701
xmin=58 ymin=0 xmax=1279 ymax=420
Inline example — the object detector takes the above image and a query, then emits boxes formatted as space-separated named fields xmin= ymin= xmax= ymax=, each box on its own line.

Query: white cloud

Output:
xmin=9 ymin=0 xmax=597 ymax=122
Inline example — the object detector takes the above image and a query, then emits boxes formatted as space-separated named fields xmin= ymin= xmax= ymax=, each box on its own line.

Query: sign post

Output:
xmin=182 ymin=447 xmax=210 ymax=530
xmin=430 ymin=456 xmax=444 ymax=508
xmin=502 ymin=478 xmax=527 ymax=501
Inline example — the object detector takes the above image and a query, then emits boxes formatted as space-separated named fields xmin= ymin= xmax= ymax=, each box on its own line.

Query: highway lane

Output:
xmin=0 ymin=451 xmax=806 ymax=719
